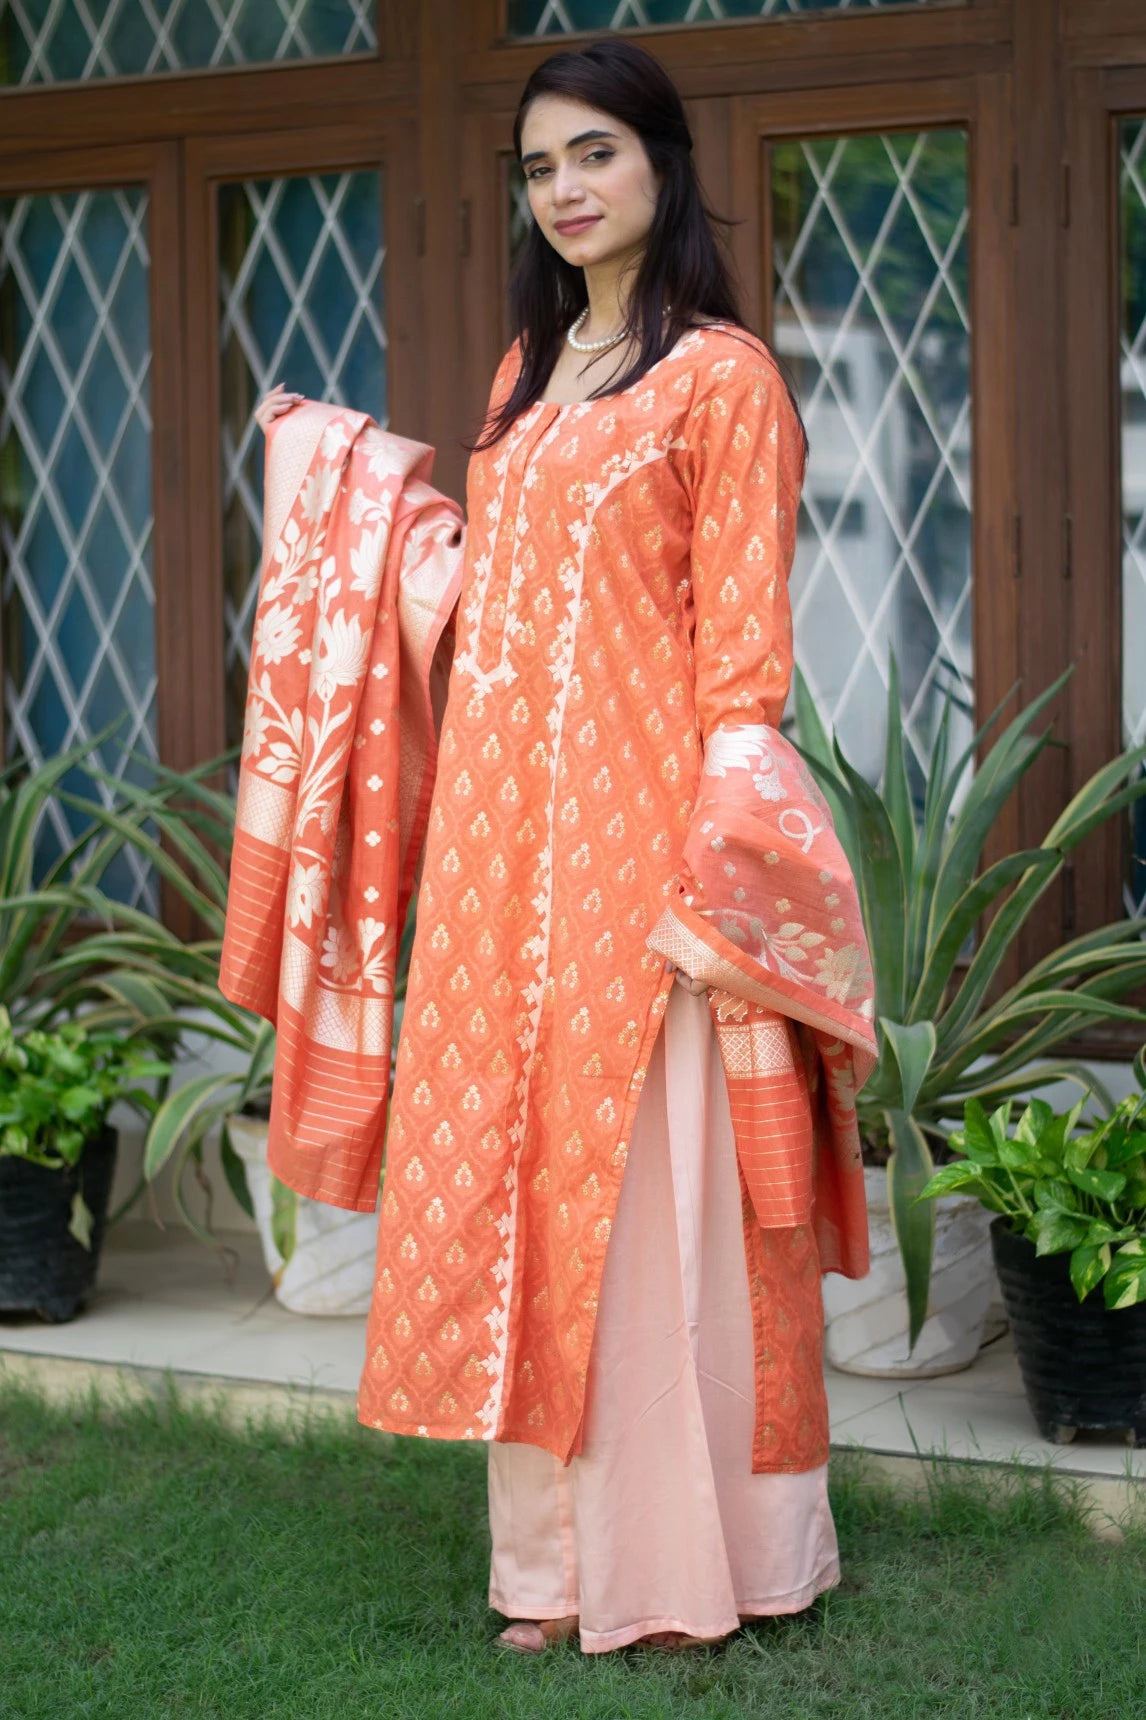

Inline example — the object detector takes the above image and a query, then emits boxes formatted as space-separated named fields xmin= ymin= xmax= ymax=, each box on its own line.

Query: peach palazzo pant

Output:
xmin=487 ymin=980 xmax=840 ymax=1654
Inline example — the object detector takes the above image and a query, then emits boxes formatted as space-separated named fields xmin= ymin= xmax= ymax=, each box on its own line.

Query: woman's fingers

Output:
xmin=254 ymin=384 xmax=304 ymax=433
xmin=672 ymin=969 xmax=709 ymax=996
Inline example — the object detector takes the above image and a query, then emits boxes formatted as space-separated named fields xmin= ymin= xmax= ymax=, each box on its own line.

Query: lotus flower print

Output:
xmin=254 ymin=602 xmax=302 ymax=666
xmin=287 ymin=861 xmax=325 ymax=930
xmin=313 ymin=610 xmax=369 ymax=702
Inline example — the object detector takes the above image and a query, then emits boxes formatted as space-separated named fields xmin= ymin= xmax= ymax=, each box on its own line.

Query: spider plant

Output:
xmin=794 ymin=661 xmax=1146 ymax=1350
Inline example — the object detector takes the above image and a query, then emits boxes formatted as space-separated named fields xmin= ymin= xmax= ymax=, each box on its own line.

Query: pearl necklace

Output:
xmin=566 ymin=305 xmax=674 ymax=354
xmin=566 ymin=307 xmax=625 ymax=353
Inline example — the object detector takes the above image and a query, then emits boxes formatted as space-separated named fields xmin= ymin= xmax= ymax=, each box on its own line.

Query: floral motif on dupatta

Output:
xmin=220 ymin=404 xmax=464 ymax=1211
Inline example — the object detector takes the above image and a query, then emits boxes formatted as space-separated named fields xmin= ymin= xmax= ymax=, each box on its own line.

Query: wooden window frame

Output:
xmin=1 ymin=1 xmax=1145 ymax=972
xmin=0 ymin=141 xmax=182 ymax=777
xmin=177 ymin=117 xmax=421 ymax=773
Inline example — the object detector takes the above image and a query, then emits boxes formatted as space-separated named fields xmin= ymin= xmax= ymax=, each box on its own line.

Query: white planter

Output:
xmin=823 ymin=1167 xmax=995 ymax=1378
xmin=228 ymin=1116 xmax=379 ymax=1317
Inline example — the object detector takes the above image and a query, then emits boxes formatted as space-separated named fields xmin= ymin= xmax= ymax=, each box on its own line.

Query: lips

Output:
xmin=554 ymin=216 xmax=601 ymax=236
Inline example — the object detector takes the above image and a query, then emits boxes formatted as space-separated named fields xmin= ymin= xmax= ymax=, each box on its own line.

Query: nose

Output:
xmin=551 ymin=160 xmax=586 ymax=207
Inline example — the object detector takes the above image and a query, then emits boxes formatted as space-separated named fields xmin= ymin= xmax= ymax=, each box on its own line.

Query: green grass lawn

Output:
xmin=0 ymin=1374 xmax=1143 ymax=1720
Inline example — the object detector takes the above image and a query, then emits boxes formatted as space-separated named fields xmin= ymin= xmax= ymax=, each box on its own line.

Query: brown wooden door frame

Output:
xmin=1065 ymin=61 xmax=1146 ymax=940
xmin=178 ymin=117 xmax=419 ymax=772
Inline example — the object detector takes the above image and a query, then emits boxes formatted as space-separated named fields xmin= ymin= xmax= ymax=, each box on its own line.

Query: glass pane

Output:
xmin=772 ymin=130 xmax=971 ymax=794
xmin=0 ymin=185 xmax=157 ymax=909
xmin=1119 ymin=117 xmax=1146 ymax=917
xmin=0 ymin=0 xmax=377 ymax=84
xmin=507 ymin=0 xmax=947 ymax=35
xmin=219 ymin=170 xmax=386 ymax=754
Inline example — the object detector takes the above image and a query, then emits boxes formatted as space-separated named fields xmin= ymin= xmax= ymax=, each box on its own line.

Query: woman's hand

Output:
xmin=667 ymin=963 xmax=708 ymax=996
xmin=254 ymin=383 xmax=303 ymax=435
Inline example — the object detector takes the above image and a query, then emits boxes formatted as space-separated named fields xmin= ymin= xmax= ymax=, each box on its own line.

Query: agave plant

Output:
xmin=794 ymin=662 xmax=1146 ymax=1350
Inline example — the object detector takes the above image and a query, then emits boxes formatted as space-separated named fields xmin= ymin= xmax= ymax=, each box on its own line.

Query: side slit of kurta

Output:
xmin=487 ymin=982 xmax=840 ymax=1653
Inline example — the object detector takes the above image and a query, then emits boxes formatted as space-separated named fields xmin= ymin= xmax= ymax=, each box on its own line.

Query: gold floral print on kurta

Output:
xmin=359 ymin=327 xmax=839 ymax=1465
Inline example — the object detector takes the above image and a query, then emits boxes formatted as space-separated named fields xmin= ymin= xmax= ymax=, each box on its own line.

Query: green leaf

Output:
xmin=833 ymin=743 xmax=908 ymax=1022
xmin=879 ymin=1018 xmax=936 ymax=1118
xmin=1104 ymin=1250 xmax=1146 ymax=1309
xmin=1069 ymin=1242 xmax=1110 ymax=1301
xmin=1084 ymin=1219 xmax=1135 ymax=1245
xmin=270 ymin=1176 xmax=299 ymax=1267
xmin=918 ymin=1161 xmax=992 ymax=1201
xmin=1016 ymin=1099 xmax=1054 ymax=1146
xmin=961 ymin=1099 xmax=1001 ymax=1165
xmin=1105 ymin=1130 xmax=1146 ymax=1171
xmin=220 ymin=1122 xmax=255 ymax=1220
xmin=142 ymin=1074 xmax=237 ymax=1180
xmin=1034 ymin=1179 xmax=1081 ymax=1213
xmin=1032 ymin=1209 xmax=1091 ymax=1255
xmin=1065 ymin=1165 xmax=1127 ymax=1203
xmin=912 ymin=848 xmax=1059 ymax=1029
xmin=58 ymin=1085 xmax=102 ymax=1122
xmin=68 ymin=1190 xmax=94 ymax=1251
xmin=791 ymin=667 xmax=859 ymax=874
xmin=926 ymin=671 xmax=1070 ymax=955
xmin=881 ymin=654 xmax=917 ymax=882
xmin=885 ymin=1110 xmax=935 ymax=1350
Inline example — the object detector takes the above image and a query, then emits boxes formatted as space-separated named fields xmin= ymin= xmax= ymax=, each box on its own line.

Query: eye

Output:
xmin=524 ymin=165 xmax=550 ymax=182
xmin=584 ymin=149 xmax=615 ymax=166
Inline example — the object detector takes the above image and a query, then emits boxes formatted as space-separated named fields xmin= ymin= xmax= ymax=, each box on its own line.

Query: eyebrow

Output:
xmin=520 ymin=129 xmax=620 ymax=168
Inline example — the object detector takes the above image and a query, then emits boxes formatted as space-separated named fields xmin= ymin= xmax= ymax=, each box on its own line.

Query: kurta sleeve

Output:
xmin=648 ymin=349 xmax=875 ymax=1294
xmin=685 ymin=352 xmax=804 ymax=743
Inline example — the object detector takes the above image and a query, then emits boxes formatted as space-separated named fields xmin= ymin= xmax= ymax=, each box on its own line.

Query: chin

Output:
xmin=552 ymin=233 xmax=610 ymax=265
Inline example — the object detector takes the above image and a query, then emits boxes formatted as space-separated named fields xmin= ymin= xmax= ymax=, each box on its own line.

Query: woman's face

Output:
xmin=519 ymin=95 xmax=660 ymax=274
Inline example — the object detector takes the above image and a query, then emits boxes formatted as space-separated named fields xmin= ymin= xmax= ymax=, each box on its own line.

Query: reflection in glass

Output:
xmin=507 ymin=0 xmax=943 ymax=35
xmin=0 ymin=186 xmax=156 ymax=907
xmin=1119 ymin=118 xmax=1146 ymax=916
xmin=218 ymin=171 xmax=386 ymax=755
xmin=0 ymin=0 xmax=377 ymax=84
xmin=772 ymin=130 xmax=971 ymax=793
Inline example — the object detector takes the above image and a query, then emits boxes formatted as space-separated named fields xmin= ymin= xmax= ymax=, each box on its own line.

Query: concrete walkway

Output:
xmin=2 ymin=1222 xmax=1143 ymax=1534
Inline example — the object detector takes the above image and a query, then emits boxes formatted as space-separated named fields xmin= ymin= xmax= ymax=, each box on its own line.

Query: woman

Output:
xmin=255 ymin=37 xmax=873 ymax=1656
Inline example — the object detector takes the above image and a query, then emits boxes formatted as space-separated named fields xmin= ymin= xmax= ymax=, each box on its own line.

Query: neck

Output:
xmin=580 ymin=249 xmax=642 ymax=337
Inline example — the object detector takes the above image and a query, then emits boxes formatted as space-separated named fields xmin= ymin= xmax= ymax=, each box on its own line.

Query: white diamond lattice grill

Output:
xmin=0 ymin=186 xmax=157 ymax=910
xmin=219 ymin=171 xmax=386 ymax=754
xmin=1 ymin=0 xmax=377 ymax=82
xmin=508 ymin=160 xmax=533 ymax=260
xmin=507 ymin=0 xmax=940 ymax=35
xmin=1119 ymin=118 xmax=1146 ymax=918
xmin=773 ymin=130 xmax=971 ymax=797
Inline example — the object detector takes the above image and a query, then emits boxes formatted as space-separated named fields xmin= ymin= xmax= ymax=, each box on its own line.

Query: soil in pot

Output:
xmin=991 ymin=1216 xmax=1146 ymax=1446
xmin=0 ymin=1129 xmax=118 ymax=1323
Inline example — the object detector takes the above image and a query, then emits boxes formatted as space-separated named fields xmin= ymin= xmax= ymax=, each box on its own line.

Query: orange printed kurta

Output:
xmin=359 ymin=326 xmax=873 ymax=1470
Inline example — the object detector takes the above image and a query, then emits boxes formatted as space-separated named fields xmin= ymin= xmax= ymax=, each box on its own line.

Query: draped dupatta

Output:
xmin=219 ymin=404 xmax=463 ymax=1210
xmin=649 ymin=724 xmax=876 ymax=1280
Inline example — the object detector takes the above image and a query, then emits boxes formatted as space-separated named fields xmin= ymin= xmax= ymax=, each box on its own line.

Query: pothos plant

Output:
xmin=0 ymin=1006 xmax=170 ymax=1247
xmin=920 ymin=1048 xmax=1146 ymax=1310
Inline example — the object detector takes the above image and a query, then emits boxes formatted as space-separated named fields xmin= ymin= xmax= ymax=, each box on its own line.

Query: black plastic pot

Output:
xmin=0 ymin=1128 xmax=118 ymax=1323
xmin=990 ymin=1216 xmax=1146 ymax=1446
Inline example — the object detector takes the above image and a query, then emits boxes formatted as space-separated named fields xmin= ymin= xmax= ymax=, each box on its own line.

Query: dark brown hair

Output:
xmin=474 ymin=36 xmax=803 ymax=453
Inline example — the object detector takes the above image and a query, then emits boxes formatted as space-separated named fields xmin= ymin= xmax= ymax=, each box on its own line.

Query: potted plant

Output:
xmin=919 ymin=1058 xmax=1146 ymax=1444
xmin=0 ymin=738 xmax=265 ymax=1248
xmin=0 ymin=739 xmax=390 ymax=1302
xmin=794 ymin=662 xmax=1146 ymax=1375
xmin=0 ymin=1007 xmax=169 ymax=1321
